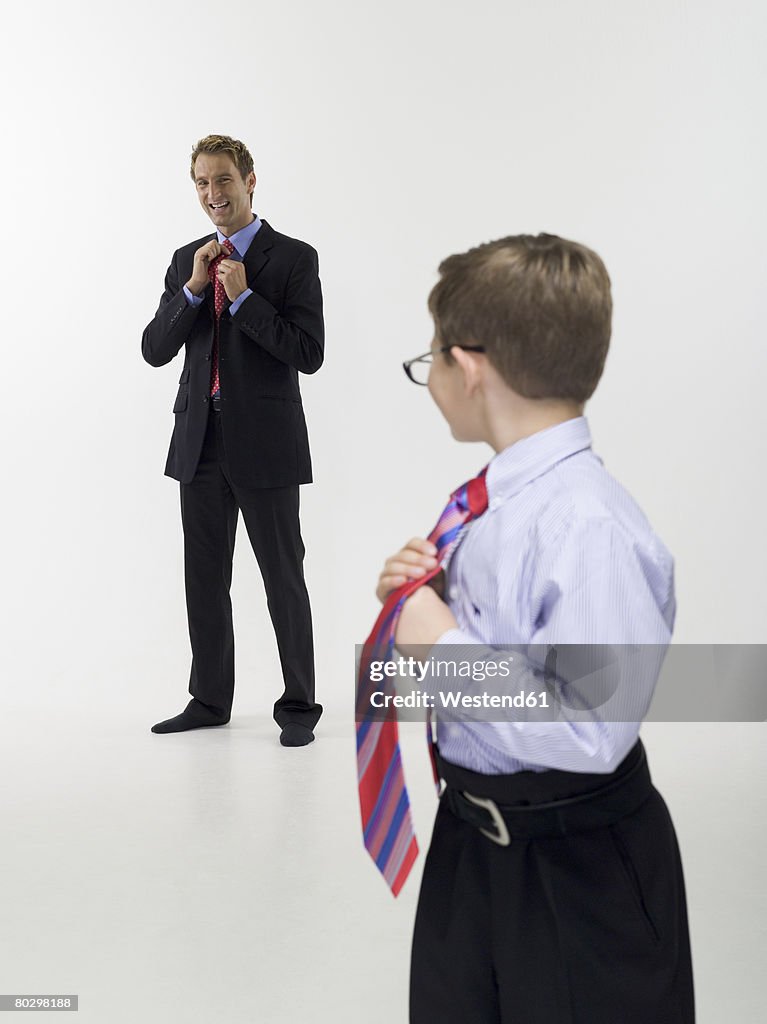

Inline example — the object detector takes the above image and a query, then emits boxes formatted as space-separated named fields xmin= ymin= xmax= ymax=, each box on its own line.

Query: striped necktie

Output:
xmin=356 ymin=467 xmax=489 ymax=895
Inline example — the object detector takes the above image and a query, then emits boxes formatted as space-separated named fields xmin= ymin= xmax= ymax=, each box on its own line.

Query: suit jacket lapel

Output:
xmin=242 ymin=218 xmax=273 ymax=285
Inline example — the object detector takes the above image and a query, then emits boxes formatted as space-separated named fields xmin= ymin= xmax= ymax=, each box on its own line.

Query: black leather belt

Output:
xmin=442 ymin=742 xmax=652 ymax=846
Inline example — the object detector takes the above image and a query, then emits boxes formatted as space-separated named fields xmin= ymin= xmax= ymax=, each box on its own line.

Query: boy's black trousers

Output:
xmin=410 ymin=740 xmax=694 ymax=1023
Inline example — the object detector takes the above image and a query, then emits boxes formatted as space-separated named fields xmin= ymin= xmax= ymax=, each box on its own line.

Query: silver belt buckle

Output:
xmin=463 ymin=791 xmax=511 ymax=847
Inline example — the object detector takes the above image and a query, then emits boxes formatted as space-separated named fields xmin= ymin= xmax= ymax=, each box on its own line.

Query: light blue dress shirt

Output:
xmin=182 ymin=214 xmax=262 ymax=316
xmin=428 ymin=416 xmax=675 ymax=776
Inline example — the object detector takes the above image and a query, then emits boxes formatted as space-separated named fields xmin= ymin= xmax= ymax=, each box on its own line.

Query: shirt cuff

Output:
xmin=183 ymin=285 xmax=204 ymax=307
xmin=228 ymin=288 xmax=253 ymax=316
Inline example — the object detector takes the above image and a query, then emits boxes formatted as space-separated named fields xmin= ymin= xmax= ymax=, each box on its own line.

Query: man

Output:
xmin=142 ymin=134 xmax=323 ymax=747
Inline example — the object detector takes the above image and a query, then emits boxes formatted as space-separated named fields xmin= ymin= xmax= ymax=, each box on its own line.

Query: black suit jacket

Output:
xmin=142 ymin=220 xmax=323 ymax=488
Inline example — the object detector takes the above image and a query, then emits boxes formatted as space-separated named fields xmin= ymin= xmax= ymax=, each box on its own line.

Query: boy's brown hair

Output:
xmin=428 ymin=234 xmax=612 ymax=402
xmin=189 ymin=134 xmax=255 ymax=204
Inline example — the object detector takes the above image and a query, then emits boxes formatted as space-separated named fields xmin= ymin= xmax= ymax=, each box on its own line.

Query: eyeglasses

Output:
xmin=403 ymin=345 xmax=486 ymax=386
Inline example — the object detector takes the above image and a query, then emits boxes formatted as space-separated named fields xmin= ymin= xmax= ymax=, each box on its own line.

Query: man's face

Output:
xmin=193 ymin=153 xmax=256 ymax=237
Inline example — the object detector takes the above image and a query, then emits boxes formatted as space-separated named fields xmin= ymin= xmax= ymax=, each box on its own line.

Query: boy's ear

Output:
xmin=451 ymin=346 xmax=485 ymax=395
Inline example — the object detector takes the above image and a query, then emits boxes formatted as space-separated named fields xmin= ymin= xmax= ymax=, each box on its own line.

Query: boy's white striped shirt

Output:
xmin=429 ymin=416 xmax=675 ymax=776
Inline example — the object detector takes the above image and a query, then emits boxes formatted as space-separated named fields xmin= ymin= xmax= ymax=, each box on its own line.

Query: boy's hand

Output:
xmin=376 ymin=537 xmax=458 ymax=655
xmin=395 ymin=587 xmax=458 ymax=656
xmin=376 ymin=538 xmax=439 ymax=603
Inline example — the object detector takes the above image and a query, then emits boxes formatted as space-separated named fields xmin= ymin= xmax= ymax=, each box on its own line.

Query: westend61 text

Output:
xmin=370 ymin=690 xmax=551 ymax=709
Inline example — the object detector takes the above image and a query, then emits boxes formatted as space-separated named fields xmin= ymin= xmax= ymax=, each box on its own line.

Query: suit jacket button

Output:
xmin=203 ymin=396 xmax=209 ymax=403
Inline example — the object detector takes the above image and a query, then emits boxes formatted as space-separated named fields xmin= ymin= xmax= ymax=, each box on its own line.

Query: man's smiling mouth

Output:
xmin=210 ymin=202 xmax=229 ymax=210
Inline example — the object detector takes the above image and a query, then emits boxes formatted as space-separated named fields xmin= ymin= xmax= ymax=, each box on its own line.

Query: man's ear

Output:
xmin=247 ymin=171 xmax=257 ymax=196
xmin=451 ymin=346 xmax=485 ymax=396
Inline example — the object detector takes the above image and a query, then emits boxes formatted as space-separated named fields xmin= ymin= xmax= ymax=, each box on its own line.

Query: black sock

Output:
xmin=151 ymin=699 xmax=229 ymax=734
xmin=279 ymin=723 xmax=315 ymax=747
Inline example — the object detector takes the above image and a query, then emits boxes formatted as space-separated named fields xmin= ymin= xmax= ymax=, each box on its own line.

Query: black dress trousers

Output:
xmin=410 ymin=742 xmax=694 ymax=1024
xmin=180 ymin=406 xmax=321 ymax=729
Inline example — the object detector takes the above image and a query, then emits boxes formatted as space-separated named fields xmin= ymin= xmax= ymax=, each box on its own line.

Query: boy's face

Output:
xmin=427 ymin=338 xmax=484 ymax=443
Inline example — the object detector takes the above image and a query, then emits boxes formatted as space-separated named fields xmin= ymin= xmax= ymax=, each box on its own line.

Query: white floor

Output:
xmin=1 ymin=698 xmax=764 ymax=1023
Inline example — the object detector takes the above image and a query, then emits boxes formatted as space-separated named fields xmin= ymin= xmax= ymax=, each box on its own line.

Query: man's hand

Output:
xmin=394 ymin=586 xmax=458 ymax=657
xmin=218 ymin=259 xmax=248 ymax=302
xmin=376 ymin=537 xmax=439 ymax=603
xmin=185 ymin=239 xmax=224 ymax=295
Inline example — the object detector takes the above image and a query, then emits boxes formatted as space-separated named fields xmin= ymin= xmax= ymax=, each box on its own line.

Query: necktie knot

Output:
xmin=450 ymin=471 xmax=489 ymax=517
xmin=430 ymin=468 xmax=489 ymax=558
xmin=208 ymin=238 xmax=235 ymax=281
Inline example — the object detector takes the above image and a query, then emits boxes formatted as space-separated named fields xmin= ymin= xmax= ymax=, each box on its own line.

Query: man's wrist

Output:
xmin=228 ymin=288 xmax=253 ymax=316
xmin=183 ymin=284 xmax=204 ymax=308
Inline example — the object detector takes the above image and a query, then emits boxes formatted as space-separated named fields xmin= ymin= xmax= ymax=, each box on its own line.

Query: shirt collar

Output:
xmin=485 ymin=416 xmax=593 ymax=506
xmin=217 ymin=214 xmax=262 ymax=257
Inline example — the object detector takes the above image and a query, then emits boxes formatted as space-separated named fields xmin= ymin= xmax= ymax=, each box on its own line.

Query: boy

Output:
xmin=374 ymin=235 xmax=694 ymax=1022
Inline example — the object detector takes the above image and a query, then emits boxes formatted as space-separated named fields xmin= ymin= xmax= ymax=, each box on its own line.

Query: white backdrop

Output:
xmin=0 ymin=0 xmax=764 ymax=1019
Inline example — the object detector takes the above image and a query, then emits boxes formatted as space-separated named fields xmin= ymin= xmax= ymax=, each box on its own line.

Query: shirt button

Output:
xmin=489 ymin=497 xmax=502 ymax=511
xmin=449 ymin=585 xmax=459 ymax=600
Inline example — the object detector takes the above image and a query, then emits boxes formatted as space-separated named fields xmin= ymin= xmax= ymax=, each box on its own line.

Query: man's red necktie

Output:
xmin=208 ymin=239 xmax=235 ymax=396
xmin=356 ymin=468 xmax=489 ymax=895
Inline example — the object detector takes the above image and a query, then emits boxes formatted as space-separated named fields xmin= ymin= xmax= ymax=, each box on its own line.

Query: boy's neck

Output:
xmin=484 ymin=397 xmax=584 ymax=454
